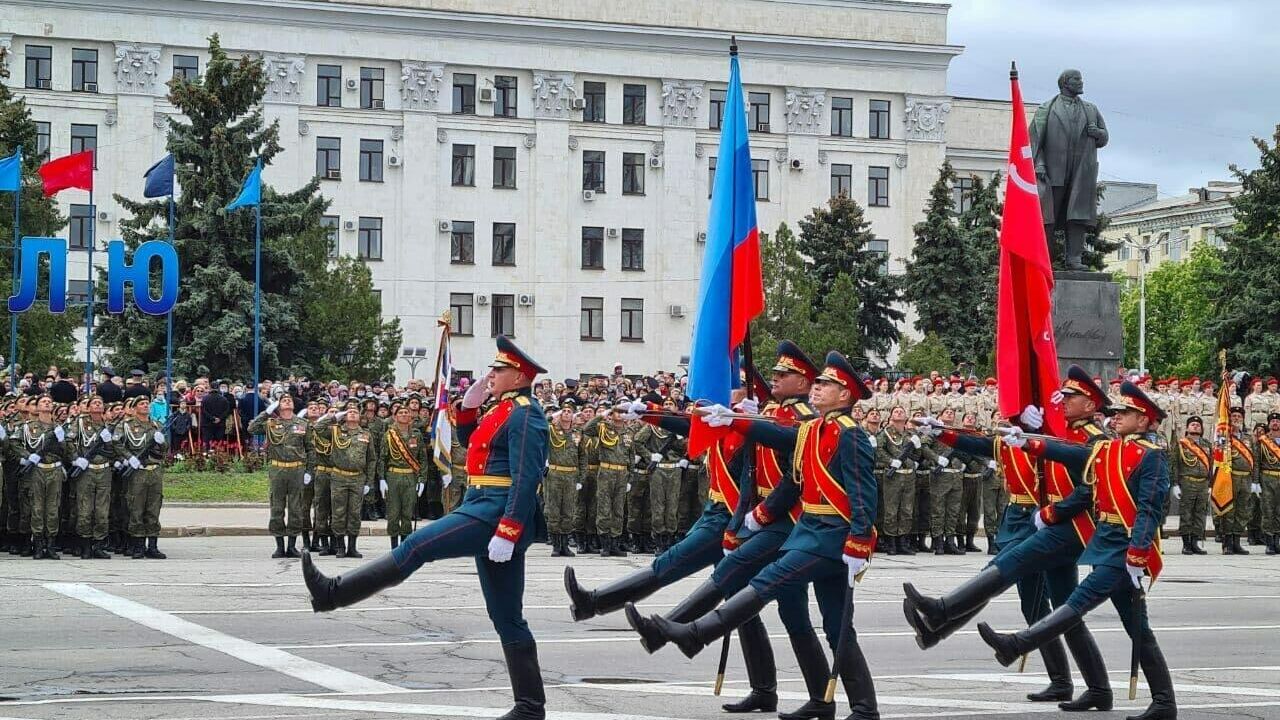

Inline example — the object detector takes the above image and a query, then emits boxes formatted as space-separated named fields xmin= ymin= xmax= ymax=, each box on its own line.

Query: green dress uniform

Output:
xmin=323 ymin=420 xmax=377 ymax=555
xmin=678 ymin=455 xmax=707 ymax=535
xmin=1172 ymin=434 xmax=1211 ymax=549
xmin=1220 ymin=432 xmax=1257 ymax=552
xmin=247 ymin=411 xmax=314 ymax=550
xmin=70 ymin=416 xmax=115 ymax=553
xmin=19 ymin=420 xmax=68 ymax=554
xmin=114 ymin=415 xmax=168 ymax=558
xmin=876 ymin=424 xmax=934 ymax=553
xmin=626 ymin=423 xmax=652 ymax=549
xmin=929 ymin=436 xmax=967 ymax=553
xmin=639 ymin=422 xmax=687 ymax=544
xmin=584 ymin=415 xmax=632 ymax=553
xmin=363 ymin=415 xmax=387 ymax=517
xmin=379 ymin=424 xmax=427 ymax=542
xmin=1257 ymin=432 xmax=1280 ymax=551
xmin=575 ymin=422 xmax=599 ymax=547
xmin=2 ymin=415 xmax=33 ymax=554
xmin=443 ymin=430 xmax=468 ymax=512
xmin=309 ymin=419 xmax=335 ymax=549
xmin=545 ymin=423 xmax=584 ymax=554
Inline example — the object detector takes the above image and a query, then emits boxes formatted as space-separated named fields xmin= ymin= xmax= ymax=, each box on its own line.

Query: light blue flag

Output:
xmin=0 ymin=149 xmax=20 ymax=193
xmin=225 ymin=158 xmax=262 ymax=211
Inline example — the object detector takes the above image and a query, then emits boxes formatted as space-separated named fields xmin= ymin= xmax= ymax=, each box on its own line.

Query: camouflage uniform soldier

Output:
xmin=927 ymin=407 xmax=966 ymax=555
xmin=626 ymin=420 xmax=652 ymax=553
xmin=583 ymin=411 xmax=632 ymax=556
xmin=545 ymin=409 xmax=584 ymax=556
xmin=1172 ymin=415 xmax=1211 ymax=555
xmin=644 ymin=400 xmax=687 ymax=554
xmin=576 ymin=406 xmax=601 ymax=552
xmin=1220 ymin=407 xmax=1257 ymax=555
xmin=443 ymin=410 xmax=469 ymax=512
xmin=302 ymin=399 xmax=328 ymax=552
xmin=956 ymin=411 xmax=985 ymax=552
xmin=68 ymin=397 xmax=115 ymax=559
xmin=116 ymin=396 xmax=169 ymax=560
xmin=1257 ymin=412 xmax=1280 ymax=555
xmin=247 ymin=395 xmax=314 ymax=559
xmin=876 ymin=406 xmax=934 ymax=555
xmin=309 ymin=402 xmax=336 ymax=555
xmin=362 ymin=409 xmax=387 ymax=520
xmin=980 ymin=410 xmax=1007 ymax=554
xmin=1 ymin=399 xmax=24 ymax=555
xmin=18 ymin=396 xmax=68 ymax=559
xmin=678 ymin=453 xmax=707 ymax=536
xmin=321 ymin=403 xmax=376 ymax=558
xmin=379 ymin=403 xmax=427 ymax=549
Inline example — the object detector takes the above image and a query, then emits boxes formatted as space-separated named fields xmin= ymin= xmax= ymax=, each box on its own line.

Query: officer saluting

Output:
xmin=303 ymin=335 xmax=550 ymax=720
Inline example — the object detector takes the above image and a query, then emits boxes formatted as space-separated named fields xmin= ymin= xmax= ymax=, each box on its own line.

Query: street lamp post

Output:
xmin=1123 ymin=232 xmax=1162 ymax=375
xmin=401 ymin=346 xmax=428 ymax=378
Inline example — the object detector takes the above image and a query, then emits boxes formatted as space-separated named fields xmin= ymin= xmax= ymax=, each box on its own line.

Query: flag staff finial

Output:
xmin=730 ymin=35 xmax=738 ymax=56
xmin=1010 ymin=61 xmax=1018 ymax=80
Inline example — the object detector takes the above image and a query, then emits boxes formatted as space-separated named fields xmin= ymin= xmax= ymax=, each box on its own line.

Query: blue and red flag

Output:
xmin=686 ymin=46 xmax=764 ymax=456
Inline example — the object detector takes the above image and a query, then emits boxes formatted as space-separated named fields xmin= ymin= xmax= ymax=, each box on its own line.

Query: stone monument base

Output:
xmin=1052 ymin=271 xmax=1124 ymax=380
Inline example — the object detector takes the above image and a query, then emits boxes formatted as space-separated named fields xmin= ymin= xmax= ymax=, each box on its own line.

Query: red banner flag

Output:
xmin=38 ymin=150 xmax=94 ymax=196
xmin=995 ymin=65 xmax=1064 ymax=436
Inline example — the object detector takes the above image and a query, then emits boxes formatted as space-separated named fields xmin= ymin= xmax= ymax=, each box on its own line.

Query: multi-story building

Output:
xmin=2 ymin=0 xmax=1011 ymax=382
xmin=1102 ymin=181 xmax=1239 ymax=282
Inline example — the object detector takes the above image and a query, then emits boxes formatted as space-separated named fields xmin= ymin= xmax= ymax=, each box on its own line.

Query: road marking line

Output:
xmin=206 ymin=694 xmax=703 ymax=719
xmin=905 ymin=671 xmax=1280 ymax=698
xmin=42 ymin=582 xmax=403 ymax=696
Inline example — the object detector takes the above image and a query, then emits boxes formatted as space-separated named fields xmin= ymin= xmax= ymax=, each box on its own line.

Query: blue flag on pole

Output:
xmin=0 ymin=149 xmax=20 ymax=193
xmin=143 ymin=153 xmax=175 ymax=198
xmin=225 ymin=158 xmax=262 ymax=211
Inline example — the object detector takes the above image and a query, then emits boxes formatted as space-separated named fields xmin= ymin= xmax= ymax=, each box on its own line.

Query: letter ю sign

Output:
xmin=6 ymin=237 xmax=178 ymax=315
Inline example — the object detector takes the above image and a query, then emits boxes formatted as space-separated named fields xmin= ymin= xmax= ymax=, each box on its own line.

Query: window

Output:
xmin=831 ymin=164 xmax=852 ymax=198
xmin=868 ymin=166 xmax=890 ymax=207
xmin=491 ymin=294 xmax=515 ymax=337
xmin=869 ymin=99 xmax=891 ymax=139
xmin=25 ymin=45 xmax=52 ymax=89
xmin=492 ymin=146 xmax=517 ymax=189
xmin=867 ymin=238 xmax=889 ymax=275
xmin=581 ymin=227 xmax=604 ymax=269
xmin=492 ymin=222 xmax=516 ymax=266
xmin=749 ymin=92 xmax=770 ymax=133
xmin=752 ymin=158 xmax=769 ymax=201
xmin=451 ymin=144 xmax=475 ymax=187
xmin=450 ymin=221 xmax=475 ymax=264
xmin=360 ymin=67 xmax=385 ymax=109
xmin=317 ymin=64 xmax=342 ymax=107
xmin=173 ymin=54 xmax=199 ymax=81
xmin=35 ymin=122 xmax=50 ymax=158
xmin=316 ymin=137 xmax=341 ymax=179
xmin=321 ymin=215 xmax=340 ymax=257
xmin=831 ymin=96 xmax=853 ymax=137
xmin=708 ymin=157 xmax=717 ymax=198
xmin=621 ymin=298 xmax=644 ymax=341
xmin=67 ymin=279 xmax=90 ymax=306
xmin=450 ymin=293 xmax=474 ymax=335
xmin=581 ymin=297 xmax=604 ymax=340
xmin=494 ymin=75 xmax=517 ymax=118
xmin=622 ymin=152 xmax=645 ymax=195
xmin=582 ymin=150 xmax=606 ymax=192
xmin=72 ymin=49 xmax=98 ymax=92
xmin=1168 ymin=230 xmax=1187 ymax=262
xmin=621 ymin=229 xmax=644 ymax=271
xmin=359 ymin=139 xmax=383 ymax=182
xmin=709 ymin=88 xmax=726 ymax=130
xmin=1117 ymin=244 xmax=1131 ymax=262
xmin=583 ymin=81 xmax=606 ymax=123
xmin=452 ymin=73 xmax=476 ymax=114
xmin=953 ymin=176 xmax=975 ymax=214
xmin=71 ymin=124 xmax=97 ymax=166
xmin=370 ymin=289 xmax=382 ymax=311
xmin=69 ymin=204 xmax=93 ymax=249
xmin=622 ymin=84 xmax=646 ymax=125
xmin=357 ymin=217 xmax=383 ymax=260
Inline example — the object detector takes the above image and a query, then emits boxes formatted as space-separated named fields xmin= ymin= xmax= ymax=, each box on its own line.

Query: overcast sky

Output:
xmin=943 ymin=0 xmax=1280 ymax=198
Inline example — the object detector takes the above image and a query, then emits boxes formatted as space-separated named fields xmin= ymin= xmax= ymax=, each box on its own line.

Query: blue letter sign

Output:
xmin=107 ymin=240 xmax=179 ymax=315
xmin=7 ymin=237 xmax=67 ymax=313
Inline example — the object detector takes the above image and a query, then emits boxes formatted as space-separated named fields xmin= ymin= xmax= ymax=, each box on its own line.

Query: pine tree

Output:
xmin=0 ymin=46 xmax=80 ymax=376
xmin=796 ymin=194 xmax=903 ymax=358
xmin=902 ymin=162 xmax=969 ymax=364
xmin=755 ymin=222 xmax=820 ymax=358
xmin=956 ymin=171 xmax=1002 ymax=362
xmin=809 ymin=273 xmax=866 ymax=367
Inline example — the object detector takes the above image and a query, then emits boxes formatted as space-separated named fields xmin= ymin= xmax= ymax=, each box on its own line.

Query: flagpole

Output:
xmin=252 ymin=201 xmax=261 ymax=419
xmin=166 ymin=176 xmax=175 ymax=434
xmin=9 ymin=146 xmax=19 ymax=390
xmin=85 ymin=184 xmax=95 ymax=384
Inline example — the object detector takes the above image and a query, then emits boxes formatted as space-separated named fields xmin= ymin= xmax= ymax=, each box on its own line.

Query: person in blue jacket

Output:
xmin=978 ymin=381 xmax=1175 ymax=720
xmin=302 ymin=335 xmax=550 ymax=720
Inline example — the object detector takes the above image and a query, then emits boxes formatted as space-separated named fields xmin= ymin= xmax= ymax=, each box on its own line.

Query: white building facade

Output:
xmin=2 ymin=0 xmax=1009 ymax=382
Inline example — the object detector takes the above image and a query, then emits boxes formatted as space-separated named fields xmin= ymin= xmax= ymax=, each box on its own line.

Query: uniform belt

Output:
xmin=1180 ymin=475 xmax=1208 ymax=481
xmin=37 ymin=461 xmax=61 ymax=469
xmin=893 ymin=468 xmax=914 ymax=475
xmin=802 ymin=501 xmax=843 ymax=516
xmin=271 ymin=460 xmax=304 ymax=468
xmin=548 ymin=464 xmax=578 ymax=472
xmin=88 ymin=462 xmax=111 ymax=470
xmin=388 ymin=467 xmax=417 ymax=475
xmin=1008 ymin=492 xmax=1038 ymax=507
xmin=657 ymin=462 xmax=680 ymax=469
xmin=1097 ymin=511 xmax=1127 ymax=525
xmin=1263 ymin=470 xmax=1280 ymax=478
xmin=599 ymin=462 xmax=628 ymax=471
xmin=1233 ymin=470 xmax=1253 ymax=476
xmin=141 ymin=464 xmax=159 ymax=471
xmin=940 ymin=468 xmax=962 ymax=474
xmin=329 ymin=468 xmax=362 ymax=477
xmin=470 ymin=474 xmax=512 ymax=488
xmin=314 ymin=465 xmax=334 ymax=473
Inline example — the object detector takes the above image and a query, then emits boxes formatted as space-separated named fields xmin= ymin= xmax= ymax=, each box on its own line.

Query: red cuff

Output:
xmin=1025 ymin=438 xmax=1046 ymax=456
xmin=456 ymin=406 xmax=478 ymax=426
xmin=722 ymin=531 xmax=742 ymax=551
xmin=1125 ymin=545 xmax=1153 ymax=567
xmin=751 ymin=503 xmax=773 ymax=526
xmin=939 ymin=429 xmax=958 ymax=446
xmin=843 ymin=534 xmax=874 ymax=559
xmin=495 ymin=517 xmax=524 ymax=543
xmin=1039 ymin=505 xmax=1057 ymax=525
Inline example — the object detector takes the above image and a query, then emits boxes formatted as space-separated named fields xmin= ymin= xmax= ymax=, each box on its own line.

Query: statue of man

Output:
xmin=1030 ymin=69 xmax=1108 ymax=270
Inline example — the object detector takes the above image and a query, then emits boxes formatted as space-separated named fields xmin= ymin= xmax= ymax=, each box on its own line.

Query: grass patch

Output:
xmin=164 ymin=471 xmax=269 ymax=503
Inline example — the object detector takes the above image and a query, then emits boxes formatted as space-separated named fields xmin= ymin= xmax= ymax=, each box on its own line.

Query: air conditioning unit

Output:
xmin=371 ymin=99 xmax=384 ymax=109
xmin=438 ymin=220 xmax=452 ymax=233
xmin=325 ymin=168 xmax=341 ymax=180
xmin=97 ymin=210 xmax=111 ymax=222
xmin=582 ymin=189 xmax=596 ymax=202
xmin=36 ymin=79 xmax=51 ymax=90
xmin=478 ymin=87 xmax=495 ymax=103
xmin=517 ymin=293 xmax=535 ymax=307
xmin=475 ymin=294 xmax=490 ymax=306
xmin=570 ymin=97 xmax=587 ymax=110
xmin=606 ymin=227 xmax=619 ymax=239
xmin=790 ymin=158 xmax=804 ymax=171
xmin=695 ymin=231 xmax=707 ymax=243
xmin=83 ymin=81 xmax=98 ymax=93
xmin=648 ymin=156 xmax=663 ymax=169
xmin=668 ymin=304 xmax=686 ymax=318
xmin=343 ymin=220 xmax=356 ymax=231
xmin=345 ymin=78 xmax=358 ymax=90
xmin=387 ymin=155 xmax=401 ymax=167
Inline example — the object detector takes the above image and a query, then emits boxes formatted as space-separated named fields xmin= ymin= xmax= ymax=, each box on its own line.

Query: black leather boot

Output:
xmin=1248 ymin=528 xmax=1263 ymax=546
xmin=1059 ymin=622 xmax=1113 ymax=711
xmin=80 ymin=538 xmax=92 ymax=559
xmin=1234 ymin=534 xmax=1250 ymax=555
xmin=904 ymin=566 xmax=1006 ymax=632
xmin=900 ymin=535 xmax=916 ymax=556
xmin=838 ymin=633 xmax=878 ymax=720
xmin=650 ymin=587 xmax=768 ymax=659
xmin=44 ymin=535 xmax=60 ymax=560
xmin=1267 ymin=534 xmax=1279 ymax=556
xmin=625 ymin=578 xmax=723 ymax=653
xmin=1027 ymin=634 xmax=1074 ymax=702
xmin=131 ymin=536 xmax=145 ymax=559
xmin=560 ymin=534 xmax=576 ymax=558
xmin=987 ymin=538 xmax=998 ymax=555
xmin=565 ymin=565 xmax=661 ymax=622
xmin=779 ymin=630 xmax=835 ymax=720
xmin=285 ymin=536 xmax=301 ymax=559
xmin=346 ymin=534 xmax=362 ymax=558
xmin=977 ymin=605 xmax=1083 ymax=669
xmin=964 ymin=533 xmax=980 ymax=552
xmin=1126 ymin=634 xmax=1176 ymax=720
xmin=30 ymin=537 xmax=43 ymax=560
xmin=273 ymin=536 xmax=286 ymax=559
xmin=1222 ymin=534 xmax=1235 ymax=554
xmin=90 ymin=540 xmax=111 ymax=559
xmin=882 ymin=536 xmax=898 ymax=556
xmin=332 ymin=535 xmax=347 ymax=558
xmin=944 ymin=536 xmax=964 ymax=555
xmin=933 ymin=536 xmax=945 ymax=555
xmin=1191 ymin=537 xmax=1207 ymax=555
xmin=319 ymin=535 xmax=335 ymax=556
xmin=390 ymin=535 xmax=399 ymax=550
xmin=721 ymin=615 xmax=777 ymax=713
xmin=548 ymin=534 xmax=562 ymax=557
xmin=303 ymin=550 xmax=404 ymax=612
xmin=497 ymin=640 xmax=546 ymax=720
xmin=953 ymin=535 xmax=967 ymax=554
xmin=1180 ymin=535 xmax=1194 ymax=555
xmin=611 ymin=535 xmax=628 ymax=557
xmin=145 ymin=536 xmax=167 ymax=559
xmin=302 ymin=531 xmax=311 ymax=552
xmin=905 ymin=603 xmax=986 ymax=650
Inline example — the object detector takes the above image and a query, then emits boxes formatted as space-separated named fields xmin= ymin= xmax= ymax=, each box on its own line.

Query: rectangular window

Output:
xmin=492 ymin=146 xmax=517 ymax=189
xmin=68 ymin=204 xmax=93 ymax=250
xmin=867 ymin=238 xmax=889 ymax=275
xmin=321 ymin=215 xmax=340 ymax=257
xmin=357 ymin=217 xmax=383 ymax=260
xmin=621 ymin=228 xmax=644 ymax=271
xmin=491 ymin=294 xmax=515 ymax=337
xmin=580 ymin=297 xmax=604 ymax=340
xmin=360 ymin=67 xmax=385 ymax=109
xmin=583 ymin=81 xmax=606 ymax=123
xmin=582 ymin=150 xmax=606 ymax=192
xmin=451 ymin=144 xmax=475 ymax=187
xmin=749 ymin=92 xmax=770 ymax=133
xmin=831 ymin=164 xmax=852 ymax=198
xmin=831 ymin=96 xmax=853 ymax=137
xmin=1117 ymin=244 xmax=1131 ymax=262
xmin=1168 ymin=230 xmax=1187 ymax=261
xmin=752 ymin=158 xmax=769 ymax=201
xmin=622 ymin=83 xmax=646 ymax=125
xmin=317 ymin=64 xmax=342 ymax=107
xmin=708 ymin=156 xmax=716 ymax=198
xmin=359 ymin=139 xmax=383 ymax=182
xmin=953 ymin=176 xmax=975 ymax=214
xmin=450 ymin=293 xmax=475 ymax=336
xmin=67 ymin=279 xmax=90 ymax=306
xmin=492 ymin=222 xmax=516 ymax=266
xmin=709 ymin=88 xmax=726 ymax=130
xmin=622 ymin=152 xmax=645 ymax=195
xmin=450 ymin=221 xmax=475 ymax=264
xmin=621 ymin=298 xmax=644 ymax=341
xmin=452 ymin=73 xmax=476 ymax=114
xmin=71 ymin=49 xmax=98 ymax=92
xmin=71 ymin=123 xmax=97 ymax=167
xmin=868 ymin=166 xmax=890 ymax=207
xmin=35 ymin=122 xmax=50 ymax=158
xmin=25 ymin=45 xmax=52 ymax=89
xmin=581 ymin=227 xmax=604 ymax=269
xmin=173 ymin=54 xmax=199 ymax=81
xmin=494 ymin=75 xmax=517 ymax=118
xmin=869 ymin=99 xmax=891 ymax=139
xmin=371 ymin=289 xmax=382 ymax=312
xmin=316 ymin=136 xmax=341 ymax=179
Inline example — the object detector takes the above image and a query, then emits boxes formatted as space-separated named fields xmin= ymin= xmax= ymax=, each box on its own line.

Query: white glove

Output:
xmin=487 ymin=535 xmax=515 ymax=563
xmin=936 ymin=455 xmax=950 ymax=468
xmin=619 ymin=399 xmax=646 ymax=421
xmin=633 ymin=455 xmax=642 ymax=464
xmin=701 ymin=404 xmax=734 ymax=428
xmin=0 ymin=425 xmax=7 ymax=441
xmin=335 ymin=410 xmax=349 ymax=422
xmin=1126 ymin=563 xmax=1144 ymax=589
xmin=867 ymin=435 xmax=877 ymax=448
xmin=54 ymin=425 xmax=65 ymax=442
xmin=441 ymin=475 xmax=452 ymax=488
xmin=626 ymin=483 xmax=632 ymax=492
xmin=843 ymin=555 xmax=867 ymax=587
xmin=73 ymin=457 xmax=89 ymax=471
xmin=128 ymin=456 xmax=142 ymax=470
xmin=27 ymin=453 xmax=41 ymax=465
xmin=1034 ymin=511 xmax=1047 ymax=531
xmin=303 ymin=472 xmax=312 ymax=486
xmin=266 ymin=400 xmax=280 ymax=415
xmin=650 ymin=453 xmax=663 ymax=462
xmin=677 ymin=459 xmax=689 ymax=469
xmin=154 ymin=430 xmax=166 ymax=444
xmin=461 ymin=375 xmax=490 ymax=409
xmin=1252 ymin=483 xmax=1262 ymax=496
xmin=416 ymin=482 xmax=424 ymax=497
xmin=99 ymin=428 xmax=113 ymax=443
xmin=987 ymin=460 xmax=998 ymax=470
xmin=1020 ymin=404 xmax=1044 ymax=431
xmin=909 ymin=434 xmax=921 ymax=449
xmin=113 ymin=460 xmax=122 ymax=470
xmin=575 ymin=482 xmax=583 ymax=491
xmin=999 ymin=425 xmax=1027 ymax=449
xmin=734 ymin=397 xmax=759 ymax=415
xmin=744 ymin=512 xmax=763 ymax=533
xmin=917 ymin=416 xmax=944 ymax=438
xmin=380 ymin=479 xmax=388 ymax=495
xmin=297 ymin=407 xmax=308 ymax=419
xmin=362 ymin=484 xmax=371 ymax=495
xmin=890 ymin=458 xmax=903 ymax=469
xmin=1173 ymin=486 xmax=1182 ymax=500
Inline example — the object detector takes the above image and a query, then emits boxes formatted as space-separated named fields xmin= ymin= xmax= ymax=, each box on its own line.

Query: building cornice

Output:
xmin=1105 ymin=204 xmax=1235 ymax=235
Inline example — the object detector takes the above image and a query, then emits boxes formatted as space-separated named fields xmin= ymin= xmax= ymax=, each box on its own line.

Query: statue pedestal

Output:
xmin=1052 ymin=271 xmax=1124 ymax=379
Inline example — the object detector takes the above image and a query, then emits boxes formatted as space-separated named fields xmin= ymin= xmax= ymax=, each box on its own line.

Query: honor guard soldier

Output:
xmin=314 ymin=400 xmax=376 ymax=558
xmin=639 ymin=398 xmax=688 ymax=554
xmin=115 ymin=396 xmax=169 ymax=559
xmin=927 ymin=407 xmax=966 ymax=555
xmin=304 ymin=335 xmax=551 ymax=720
xmin=956 ymin=411 xmax=985 ymax=552
xmin=545 ymin=407 xmax=585 ymax=557
xmin=1257 ymin=412 xmax=1280 ymax=555
xmin=248 ymin=395 xmax=315 ymax=559
xmin=380 ymin=401 xmax=427 ymax=549
xmin=301 ymin=398 xmax=327 ymax=551
xmin=1172 ymin=416 xmax=1211 ymax=555
xmin=68 ymin=396 xmax=115 ymax=559
xmin=876 ymin=406 xmax=934 ymax=555
xmin=20 ymin=396 xmax=68 ymax=559
xmin=1221 ymin=406 xmax=1257 ymax=555
xmin=309 ymin=401 xmax=336 ymax=555
xmin=979 ymin=381 xmax=1176 ymax=720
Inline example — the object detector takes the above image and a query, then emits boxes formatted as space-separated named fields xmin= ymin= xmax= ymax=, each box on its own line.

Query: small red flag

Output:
xmin=39 ymin=150 xmax=94 ymax=196
xmin=995 ymin=66 xmax=1064 ymax=436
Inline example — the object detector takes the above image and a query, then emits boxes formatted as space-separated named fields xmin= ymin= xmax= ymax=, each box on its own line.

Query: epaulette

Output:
xmin=1137 ymin=439 xmax=1161 ymax=450
xmin=835 ymin=415 xmax=858 ymax=430
xmin=514 ymin=396 xmax=531 ymax=407
xmin=1083 ymin=424 xmax=1104 ymax=437
xmin=794 ymin=401 xmax=818 ymax=420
